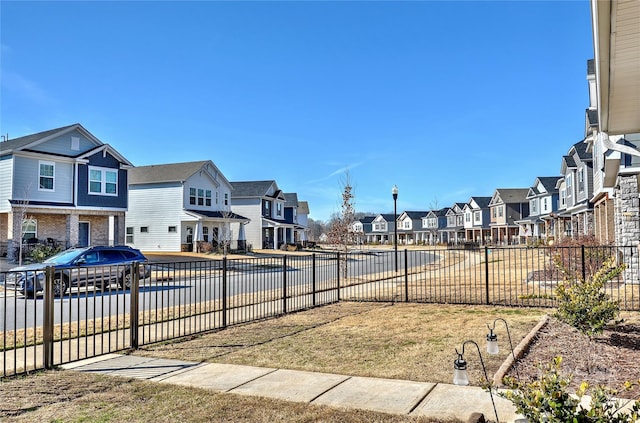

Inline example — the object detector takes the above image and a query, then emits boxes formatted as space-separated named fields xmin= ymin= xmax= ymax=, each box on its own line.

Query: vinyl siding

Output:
xmin=0 ymin=156 xmax=12 ymax=212
xmin=29 ymin=130 xmax=98 ymax=155
xmin=231 ymin=198 xmax=263 ymax=249
xmin=12 ymin=155 xmax=74 ymax=203
xmin=126 ymin=183 xmax=184 ymax=251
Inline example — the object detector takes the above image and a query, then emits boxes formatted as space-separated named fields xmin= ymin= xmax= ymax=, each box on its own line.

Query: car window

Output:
xmin=121 ymin=250 xmax=140 ymax=260
xmin=82 ymin=251 xmax=101 ymax=264
xmin=102 ymin=250 xmax=126 ymax=263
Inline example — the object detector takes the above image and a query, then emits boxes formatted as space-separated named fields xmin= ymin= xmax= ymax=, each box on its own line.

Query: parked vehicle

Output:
xmin=5 ymin=246 xmax=150 ymax=298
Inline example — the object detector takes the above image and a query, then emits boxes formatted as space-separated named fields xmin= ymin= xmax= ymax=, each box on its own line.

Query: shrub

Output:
xmin=554 ymin=255 xmax=624 ymax=337
xmin=501 ymin=356 xmax=640 ymax=423
xmin=29 ymin=244 xmax=63 ymax=262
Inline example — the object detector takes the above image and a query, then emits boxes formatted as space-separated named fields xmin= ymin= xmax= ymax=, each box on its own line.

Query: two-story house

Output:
xmin=417 ymin=209 xmax=447 ymax=245
xmin=369 ymin=213 xmax=396 ymax=244
xmin=559 ymin=141 xmax=594 ymax=239
xmin=230 ymin=180 xmax=296 ymax=250
xmin=443 ymin=203 xmax=467 ymax=245
xmin=126 ymin=161 xmax=249 ymax=253
xmin=353 ymin=216 xmax=375 ymax=244
xmin=489 ymin=188 xmax=529 ymax=245
xmin=0 ymin=124 xmax=133 ymax=260
xmin=516 ymin=177 xmax=561 ymax=243
xmin=463 ymin=197 xmax=491 ymax=244
xmin=283 ymin=193 xmax=310 ymax=246
xmin=397 ymin=211 xmax=428 ymax=245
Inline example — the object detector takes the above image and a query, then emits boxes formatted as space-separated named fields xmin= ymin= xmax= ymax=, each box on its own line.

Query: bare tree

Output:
xmin=212 ymin=209 xmax=235 ymax=256
xmin=327 ymin=172 xmax=356 ymax=277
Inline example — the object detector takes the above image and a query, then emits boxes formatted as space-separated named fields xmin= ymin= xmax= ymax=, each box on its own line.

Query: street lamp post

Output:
xmin=392 ymin=185 xmax=398 ymax=272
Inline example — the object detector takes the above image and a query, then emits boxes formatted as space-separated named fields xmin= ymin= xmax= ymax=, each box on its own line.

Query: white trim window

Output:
xmin=39 ymin=161 xmax=55 ymax=191
xmin=22 ymin=218 xmax=37 ymax=240
xmin=89 ymin=166 xmax=118 ymax=195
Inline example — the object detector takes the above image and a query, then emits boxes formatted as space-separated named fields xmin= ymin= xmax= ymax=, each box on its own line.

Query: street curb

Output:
xmin=493 ymin=314 xmax=550 ymax=386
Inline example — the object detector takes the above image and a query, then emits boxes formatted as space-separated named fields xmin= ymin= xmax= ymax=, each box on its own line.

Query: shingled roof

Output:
xmin=230 ymin=181 xmax=278 ymax=198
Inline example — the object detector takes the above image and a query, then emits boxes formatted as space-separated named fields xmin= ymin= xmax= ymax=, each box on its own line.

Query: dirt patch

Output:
xmin=505 ymin=314 xmax=640 ymax=399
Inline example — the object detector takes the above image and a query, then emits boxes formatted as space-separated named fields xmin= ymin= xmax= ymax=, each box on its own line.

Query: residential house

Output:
xmin=418 ymin=209 xmax=447 ymax=245
xmin=369 ymin=214 xmax=396 ymax=244
xmin=296 ymin=201 xmax=311 ymax=245
xmin=126 ymin=161 xmax=249 ymax=253
xmin=397 ymin=211 xmax=429 ymax=245
xmin=516 ymin=177 xmax=561 ymax=243
xmin=353 ymin=216 xmax=375 ymax=244
xmin=283 ymin=193 xmax=310 ymax=246
xmin=463 ymin=197 xmax=491 ymax=244
xmin=443 ymin=203 xmax=467 ymax=245
xmin=588 ymin=0 xmax=640 ymax=282
xmin=0 ymin=124 xmax=132 ymax=260
xmin=230 ymin=180 xmax=297 ymax=250
xmin=489 ymin=188 xmax=530 ymax=245
xmin=554 ymin=141 xmax=594 ymax=239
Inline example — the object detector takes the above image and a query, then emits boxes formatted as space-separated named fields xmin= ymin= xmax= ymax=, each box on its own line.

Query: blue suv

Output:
xmin=7 ymin=246 xmax=150 ymax=298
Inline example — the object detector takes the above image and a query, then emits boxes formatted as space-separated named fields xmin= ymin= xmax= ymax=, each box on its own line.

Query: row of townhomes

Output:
xmin=0 ymin=124 xmax=310 ymax=259
xmin=355 ymin=1 xmax=640 ymax=276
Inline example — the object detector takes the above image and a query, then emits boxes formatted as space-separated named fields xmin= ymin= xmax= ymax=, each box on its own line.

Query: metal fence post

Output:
xmin=129 ymin=262 xmax=140 ymax=350
xmin=222 ymin=257 xmax=228 ymax=328
xmin=282 ymin=255 xmax=288 ymax=315
xmin=43 ymin=266 xmax=54 ymax=370
xmin=581 ymin=244 xmax=586 ymax=281
xmin=312 ymin=254 xmax=317 ymax=306
xmin=404 ymin=249 xmax=409 ymax=302
xmin=484 ymin=246 xmax=490 ymax=305
xmin=336 ymin=252 xmax=341 ymax=301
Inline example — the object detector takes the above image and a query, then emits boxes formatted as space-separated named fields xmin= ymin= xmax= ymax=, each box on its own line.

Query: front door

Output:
xmin=79 ymin=222 xmax=90 ymax=247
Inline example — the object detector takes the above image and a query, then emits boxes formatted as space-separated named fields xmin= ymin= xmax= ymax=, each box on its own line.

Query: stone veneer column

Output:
xmin=7 ymin=210 xmax=19 ymax=261
xmin=615 ymin=175 xmax=640 ymax=284
xmin=66 ymin=213 xmax=79 ymax=248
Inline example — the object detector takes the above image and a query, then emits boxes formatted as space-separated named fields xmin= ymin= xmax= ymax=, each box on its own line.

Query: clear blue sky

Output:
xmin=1 ymin=1 xmax=593 ymax=222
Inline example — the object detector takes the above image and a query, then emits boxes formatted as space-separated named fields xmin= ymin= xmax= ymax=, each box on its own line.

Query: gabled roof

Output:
xmin=562 ymin=155 xmax=577 ymax=169
xmin=569 ymin=140 xmax=592 ymax=161
xmin=359 ymin=216 xmax=376 ymax=224
xmin=0 ymin=123 xmax=82 ymax=154
xmin=374 ymin=213 xmax=397 ymax=223
xmin=536 ymin=176 xmax=562 ymax=193
xmin=284 ymin=193 xmax=298 ymax=207
xmin=230 ymin=180 xmax=279 ymax=198
xmin=468 ymin=196 xmax=491 ymax=209
xmin=298 ymin=201 xmax=310 ymax=214
xmin=491 ymin=188 xmax=529 ymax=205
xmin=425 ymin=208 xmax=448 ymax=218
xmin=401 ymin=211 xmax=429 ymax=220
xmin=128 ymin=161 xmax=224 ymax=185
xmin=185 ymin=209 xmax=249 ymax=222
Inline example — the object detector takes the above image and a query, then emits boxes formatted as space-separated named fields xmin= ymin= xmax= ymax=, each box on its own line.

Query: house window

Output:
xmin=277 ymin=203 xmax=282 ymax=216
xmin=560 ymin=188 xmax=566 ymax=206
xmin=205 ymin=190 xmax=212 ymax=206
xmin=71 ymin=137 xmax=80 ymax=151
xmin=543 ymin=197 xmax=548 ymax=210
xmin=498 ymin=206 xmax=503 ymax=217
xmin=203 ymin=226 xmax=209 ymax=242
xmin=190 ymin=188 xmax=197 ymax=205
xmin=224 ymin=193 xmax=229 ymax=206
xmin=578 ymin=169 xmax=585 ymax=193
xmin=168 ymin=226 xmax=177 ymax=233
xmin=474 ymin=211 xmax=481 ymax=223
xmin=39 ymin=161 xmax=55 ymax=191
xmin=126 ymin=227 xmax=134 ymax=243
xmin=196 ymin=189 xmax=204 ymax=206
xmin=22 ymin=219 xmax=37 ymax=240
xmin=140 ymin=226 xmax=149 ymax=233
xmin=492 ymin=208 xmax=496 ymax=218
xmin=404 ymin=221 xmax=410 ymax=229
xmin=89 ymin=166 xmax=117 ymax=195
xmin=566 ymin=174 xmax=573 ymax=189
xmin=465 ymin=213 xmax=470 ymax=222
xmin=374 ymin=223 xmax=380 ymax=230
xmin=531 ymin=200 xmax=537 ymax=214
xmin=262 ymin=200 xmax=270 ymax=216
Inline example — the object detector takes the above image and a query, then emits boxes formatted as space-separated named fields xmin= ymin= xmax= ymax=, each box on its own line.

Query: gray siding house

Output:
xmin=0 ymin=124 xmax=132 ymax=259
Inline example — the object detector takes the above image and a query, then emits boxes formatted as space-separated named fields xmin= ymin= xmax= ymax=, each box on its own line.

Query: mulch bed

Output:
xmin=506 ymin=316 xmax=640 ymax=399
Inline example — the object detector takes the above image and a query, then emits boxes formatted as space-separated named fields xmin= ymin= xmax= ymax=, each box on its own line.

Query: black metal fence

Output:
xmin=1 ymin=245 xmax=639 ymax=378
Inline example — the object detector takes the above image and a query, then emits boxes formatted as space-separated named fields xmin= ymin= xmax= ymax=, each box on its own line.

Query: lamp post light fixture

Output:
xmin=452 ymin=340 xmax=500 ymax=423
xmin=392 ymin=185 xmax=398 ymax=272
xmin=486 ymin=317 xmax=519 ymax=380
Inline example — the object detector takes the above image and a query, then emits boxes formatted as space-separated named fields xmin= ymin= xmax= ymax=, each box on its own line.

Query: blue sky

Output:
xmin=1 ymin=1 xmax=593 ymax=222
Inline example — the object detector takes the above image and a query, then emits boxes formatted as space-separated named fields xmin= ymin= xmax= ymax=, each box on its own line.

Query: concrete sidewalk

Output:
xmin=61 ymin=353 xmax=525 ymax=422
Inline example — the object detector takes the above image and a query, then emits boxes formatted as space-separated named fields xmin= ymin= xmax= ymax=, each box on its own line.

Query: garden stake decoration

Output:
xmin=486 ymin=317 xmax=519 ymax=380
xmin=453 ymin=340 xmax=500 ymax=423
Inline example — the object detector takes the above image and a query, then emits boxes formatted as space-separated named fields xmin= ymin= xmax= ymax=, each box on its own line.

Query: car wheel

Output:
xmin=53 ymin=274 xmax=69 ymax=297
xmin=119 ymin=271 xmax=132 ymax=290
xmin=24 ymin=290 xmax=36 ymax=299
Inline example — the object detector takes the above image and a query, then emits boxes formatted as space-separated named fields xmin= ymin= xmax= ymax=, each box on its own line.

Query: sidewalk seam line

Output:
xmin=308 ymin=376 xmax=352 ymax=404
xmin=408 ymin=382 xmax=439 ymax=415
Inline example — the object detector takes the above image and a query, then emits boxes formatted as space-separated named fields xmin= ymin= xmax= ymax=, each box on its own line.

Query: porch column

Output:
xmin=67 ymin=213 xmax=79 ymax=248
xmin=273 ymin=227 xmax=279 ymax=249
xmin=7 ymin=210 xmax=19 ymax=261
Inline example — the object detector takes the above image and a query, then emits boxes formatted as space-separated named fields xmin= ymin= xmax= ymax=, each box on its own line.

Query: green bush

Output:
xmin=554 ymin=255 xmax=624 ymax=337
xmin=501 ymin=356 xmax=640 ymax=423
